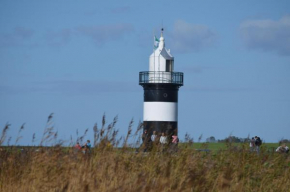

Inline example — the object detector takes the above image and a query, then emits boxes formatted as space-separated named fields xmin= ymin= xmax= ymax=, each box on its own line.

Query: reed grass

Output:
xmin=0 ymin=115 xmax=289 ymax=192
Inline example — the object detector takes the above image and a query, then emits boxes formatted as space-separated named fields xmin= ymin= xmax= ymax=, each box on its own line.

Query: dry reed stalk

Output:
xmin=0 ymin=123 xmax=10 ymax=146
xmin=15 ymin=123 xmax=25 ymax=145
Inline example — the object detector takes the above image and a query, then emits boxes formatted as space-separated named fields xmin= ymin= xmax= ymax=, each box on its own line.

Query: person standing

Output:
xmin=151 ymin=131 xmax=157 ymax=142
xmin=254 ymin=136 xmax=262 ymax=153
xmin=171 ymin=134 xmax=179 ymax=152
xmin=74 ymin=142 xmax=81 ymax=151
xmin=160 ymin=132 xmax=167 ymax=144
xmin=86 ymin=140 xmax=91 ymax=149
xmin=160 ymin=132 xmax=167 ymax=152
xmin=249 ymin=137 xmax=255 ymax=152
xmin=83 ymin=140 xmax=91 ymax=154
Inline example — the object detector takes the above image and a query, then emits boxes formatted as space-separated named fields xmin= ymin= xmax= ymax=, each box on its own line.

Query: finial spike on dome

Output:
xmin=161 ymin=28 xmax=164 ymax=37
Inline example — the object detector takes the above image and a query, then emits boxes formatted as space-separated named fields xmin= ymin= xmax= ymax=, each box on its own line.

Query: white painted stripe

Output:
xmin=144 ymin=102 xmax=177 ymax=121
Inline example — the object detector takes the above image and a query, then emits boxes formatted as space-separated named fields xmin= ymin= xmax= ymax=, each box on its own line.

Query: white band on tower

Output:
xmin=143 ymin=102 xmax=177 ymax=122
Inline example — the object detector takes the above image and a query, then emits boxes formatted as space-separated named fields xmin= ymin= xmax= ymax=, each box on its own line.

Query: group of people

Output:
xmin=250 ymin=136 xmax=289 ymax=154
xmin=249 ymin=136 xmax=262 ymax=153
xmin=74 ymin=140 xmax=91 ymax=154
xmin=142 ymin=130 xmax=179 ymax=152
xmin=74 ymin=135 xmax=289 ymax=155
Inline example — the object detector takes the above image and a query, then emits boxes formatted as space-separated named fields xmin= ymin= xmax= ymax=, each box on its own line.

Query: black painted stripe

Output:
xmin=144 ymin=89 xmax=178 ymax=102
xmin=143 ymin=121 xmax=177 ymax=136
xmin=143 ymin=83 xmax=179 ymax=102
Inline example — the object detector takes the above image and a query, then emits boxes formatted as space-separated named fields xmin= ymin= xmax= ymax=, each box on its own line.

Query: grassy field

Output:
xmin=0 ymin=116 xmax=289 ymax=191
xmin=189 ymin=142 xmax=279 ymax=152
xmin=0 ymin=144 xmax=289 ymax=192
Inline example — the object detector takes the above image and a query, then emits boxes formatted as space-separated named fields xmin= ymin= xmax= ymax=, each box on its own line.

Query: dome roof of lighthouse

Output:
xmin=150 ymin=45 xmax=174 ymax=60
xmin=150 ymin=33 xmax=174 ymax=60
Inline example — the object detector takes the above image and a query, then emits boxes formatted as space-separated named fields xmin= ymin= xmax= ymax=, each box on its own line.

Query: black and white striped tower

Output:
xmin=139 ymin=29 xmax=184 ymax=137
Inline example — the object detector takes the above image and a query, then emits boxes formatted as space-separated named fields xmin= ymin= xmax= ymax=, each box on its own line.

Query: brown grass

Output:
xmin=0 ymin=116 xmax=289 ymax=192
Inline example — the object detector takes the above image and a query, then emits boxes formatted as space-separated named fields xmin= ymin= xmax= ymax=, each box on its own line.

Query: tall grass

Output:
xmin=0 ymin=115 xmax=289 ymax=191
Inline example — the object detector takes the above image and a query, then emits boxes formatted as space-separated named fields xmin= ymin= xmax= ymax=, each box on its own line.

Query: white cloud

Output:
xmin=76 ymin=23 xmax=134 ymax=46
xmin=169 ymin=20 xmax=217 ymax=53
xmin=240 ymin=15 xmax=290 ymax=56
xmin=0 ymin=27 xmax=34 ymax=48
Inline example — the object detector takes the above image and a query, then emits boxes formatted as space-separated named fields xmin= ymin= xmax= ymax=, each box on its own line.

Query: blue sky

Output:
xmin=0 ymin=0 xmax=290 ymax=145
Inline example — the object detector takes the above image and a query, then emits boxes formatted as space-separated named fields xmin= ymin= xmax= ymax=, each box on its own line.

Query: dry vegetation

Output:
xmin=0 ymin=115 xmax=289 ymax=192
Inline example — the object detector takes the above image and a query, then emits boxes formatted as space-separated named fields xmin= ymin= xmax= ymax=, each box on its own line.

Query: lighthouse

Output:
xmin=139 ymin=29 xmax=184 ymax=137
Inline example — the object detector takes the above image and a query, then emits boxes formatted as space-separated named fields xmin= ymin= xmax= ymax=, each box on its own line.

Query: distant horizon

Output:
xmin=0 ymin=115 xmax=286 ymax=147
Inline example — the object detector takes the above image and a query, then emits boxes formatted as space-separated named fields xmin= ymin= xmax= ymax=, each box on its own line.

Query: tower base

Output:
xmin=143 ymin=121 xmax=177 ymax=136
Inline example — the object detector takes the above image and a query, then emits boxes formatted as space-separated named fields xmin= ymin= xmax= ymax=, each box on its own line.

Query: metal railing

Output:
xmin=139 ymin=71 xmax=184 ymax=86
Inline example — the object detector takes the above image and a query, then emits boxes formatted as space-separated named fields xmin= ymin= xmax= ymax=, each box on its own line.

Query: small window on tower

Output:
xmin=166 ymin=60 xmax=173 ymax=72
